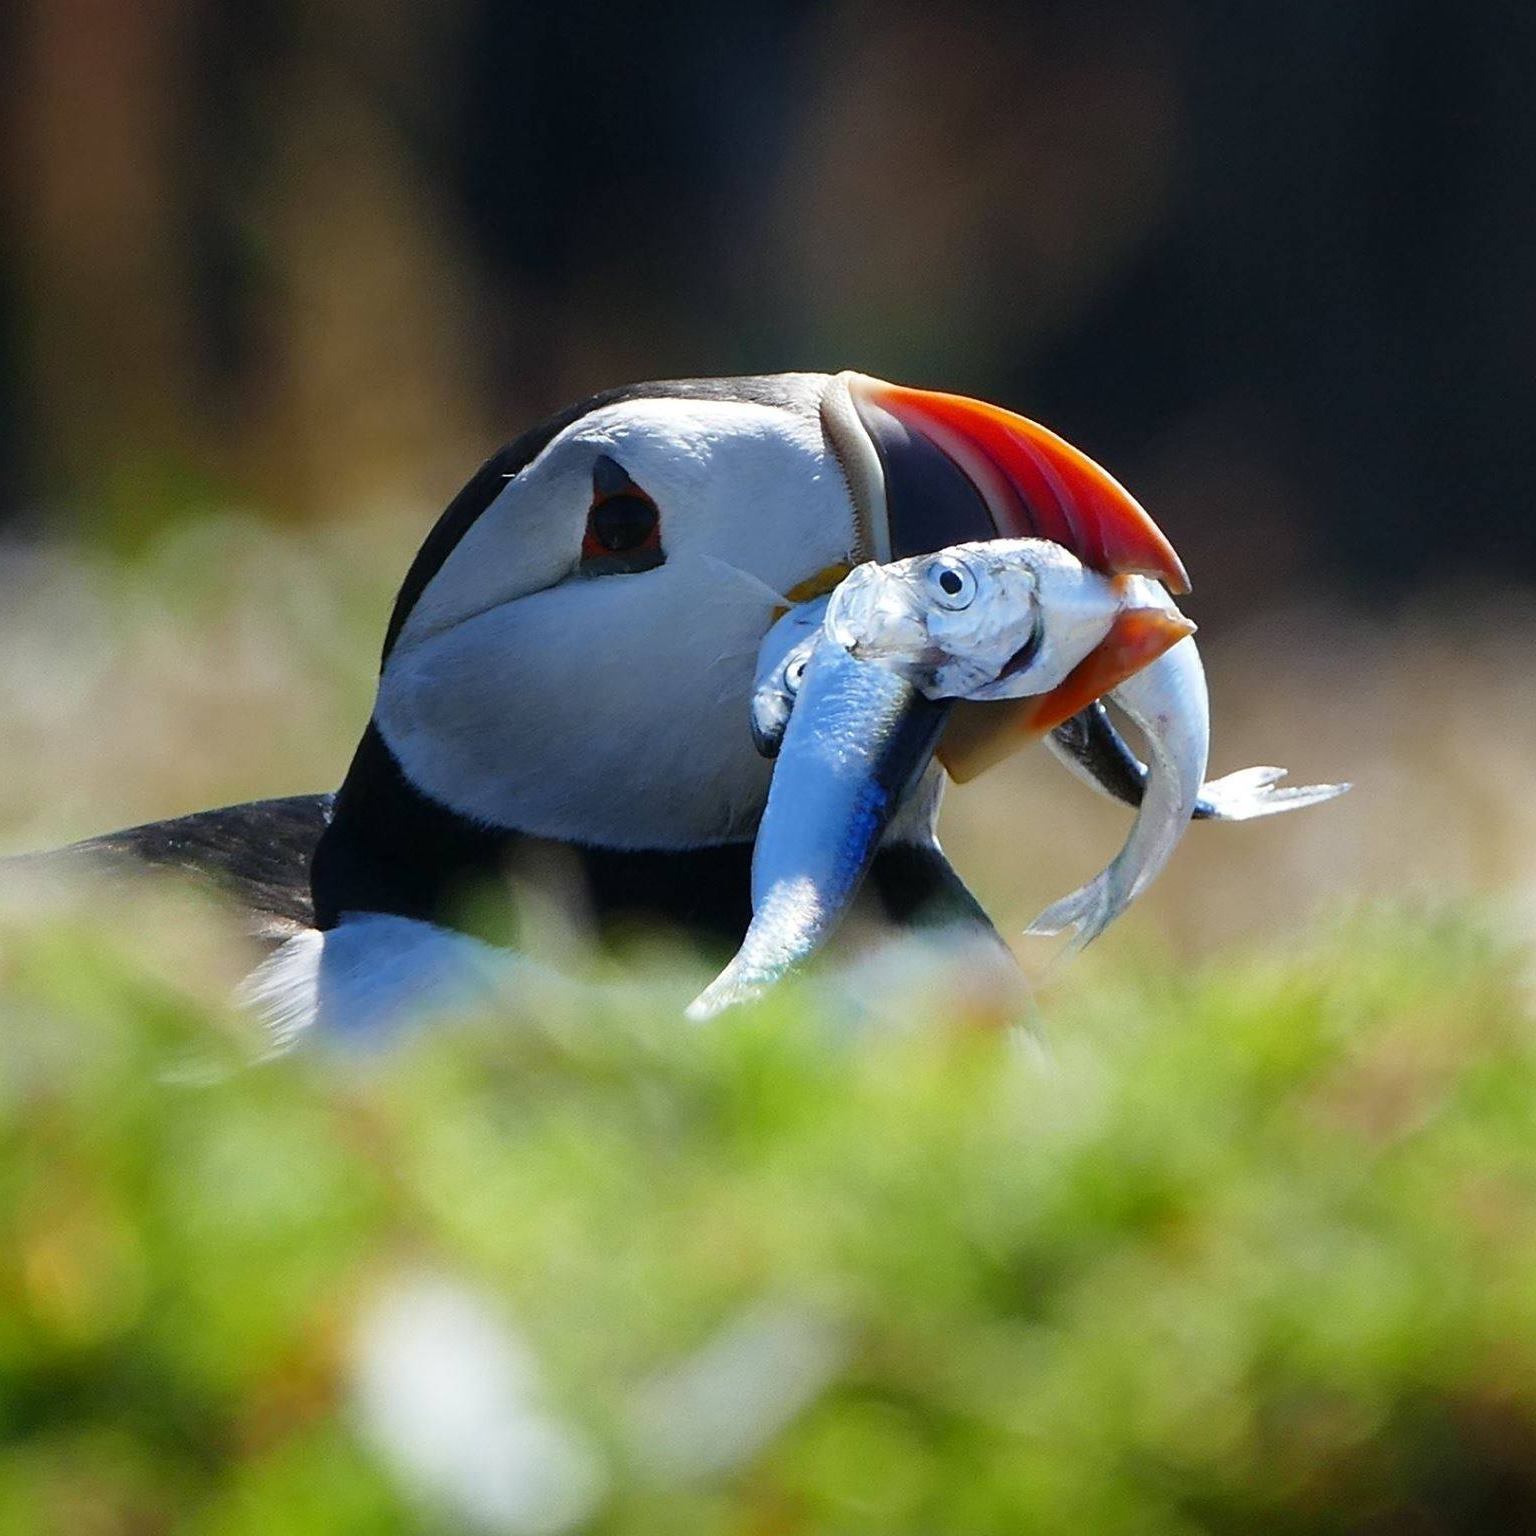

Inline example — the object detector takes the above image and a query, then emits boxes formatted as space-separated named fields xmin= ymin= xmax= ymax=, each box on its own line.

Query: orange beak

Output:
xmin=823 ymin=372 xmax=1192 ymax=781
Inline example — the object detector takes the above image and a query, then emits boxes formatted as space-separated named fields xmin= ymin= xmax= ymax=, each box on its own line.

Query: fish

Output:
xmin=1048 ymin=702 xmax=1351 ymax=823
xmin=752 ymin=626 xmax=1345 ymax=970
xmin=1025 ymin=636 xmax=1349 ymax=952
xmin=686 ymin=602 xmax=951 ymax=1020
xmin=687 ymin=541 xmax=1185 ymax=1019
xmin=822 ymin=538 xmax=1134 ymax=702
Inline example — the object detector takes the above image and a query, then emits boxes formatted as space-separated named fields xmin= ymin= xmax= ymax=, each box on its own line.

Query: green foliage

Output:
xmin=2 ymin=898 xmax=1535 ymax=1533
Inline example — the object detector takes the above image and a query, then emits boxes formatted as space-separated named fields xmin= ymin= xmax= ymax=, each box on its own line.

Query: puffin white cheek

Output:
xmin=375 ymin=566 xmax=780 ymax=849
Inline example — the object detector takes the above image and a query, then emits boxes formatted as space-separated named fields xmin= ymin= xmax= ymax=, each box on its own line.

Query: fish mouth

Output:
xmin=820 ymin=371 xmax=1192 ymax=779
xmin=939 ymin=596 xmax=1196 ymax=783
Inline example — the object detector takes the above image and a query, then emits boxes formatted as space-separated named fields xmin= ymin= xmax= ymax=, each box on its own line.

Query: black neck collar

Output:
xmin=310 ymin=723 xmax=755 ymax=946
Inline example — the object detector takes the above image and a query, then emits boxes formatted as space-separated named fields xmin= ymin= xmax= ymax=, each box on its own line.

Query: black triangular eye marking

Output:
xmin=381 ymin=374 xmax=827 ymax=667
xmin=583 ymin=452 xmax=662 ymax=570
xmin=592 ymin=453 xmax=641 ymax=498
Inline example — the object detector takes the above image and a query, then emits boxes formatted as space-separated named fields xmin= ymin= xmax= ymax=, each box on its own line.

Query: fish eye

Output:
xmin=784 ymin=651 xmax=810 ymax=691
xmin=926 ymin=556 xmax=976 ymax=610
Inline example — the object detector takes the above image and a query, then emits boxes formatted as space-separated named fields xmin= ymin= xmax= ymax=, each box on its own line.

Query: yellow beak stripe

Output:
xmin=770 ymin=562 xmax=855 ymax=623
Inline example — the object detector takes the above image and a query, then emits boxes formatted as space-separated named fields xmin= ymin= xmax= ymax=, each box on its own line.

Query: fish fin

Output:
xmin=1024 ymin=874 xmax=1119 ymax=954
xmin=1196 ymin=768 xmax=1351 ymax=822
xmin=685 ymin=957 xmax=770 ymax=1021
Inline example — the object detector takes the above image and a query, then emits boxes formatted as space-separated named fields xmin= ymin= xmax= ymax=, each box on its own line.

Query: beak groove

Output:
xmin=830 ymin=371 xmax=1190 ymax=595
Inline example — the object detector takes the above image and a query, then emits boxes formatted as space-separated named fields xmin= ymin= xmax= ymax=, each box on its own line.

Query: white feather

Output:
xmin=236 ymin=914 xmax=534 ymax=1049
xmin=378 ymin=398 xmax=861 ymax=847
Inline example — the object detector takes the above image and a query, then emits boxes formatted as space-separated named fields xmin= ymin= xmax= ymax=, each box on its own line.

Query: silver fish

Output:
xmin=686 ymin=608 xmax=950 ymax=1019
xmin=1026 ymin=635 xmax=1349 ymax=952
xmin=688 ymin=543 xmax=1162 ymax=1019
xmin=823 ymin=538 xmax=1129 ymax=701
xmin=1049 ymin=702 xmax=1351 ymax=823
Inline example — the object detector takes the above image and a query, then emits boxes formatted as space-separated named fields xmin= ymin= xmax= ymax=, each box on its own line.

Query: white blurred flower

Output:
xmin=351 ymin=1270 xmax=605 ymax=1534
xmin=626 ymin=1297 xmax=849 ymax=1481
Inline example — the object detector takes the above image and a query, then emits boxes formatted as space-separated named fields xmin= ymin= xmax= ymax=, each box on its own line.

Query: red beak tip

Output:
xmin=1154 ymin=551 xmax=1193 ymax=596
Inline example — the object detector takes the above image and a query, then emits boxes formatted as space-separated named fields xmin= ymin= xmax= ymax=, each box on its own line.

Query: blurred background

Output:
xmin=3 ymin=0 xmax=1536 ymax=939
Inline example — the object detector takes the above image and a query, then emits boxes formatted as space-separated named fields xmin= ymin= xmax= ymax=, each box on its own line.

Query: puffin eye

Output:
xmin=581 ymin=454 xmax=663 ymax=571
xmin=587 ymin=495 xmax=657 ymax=552
xmin=926 ymin=556 xmax=976 ymax=610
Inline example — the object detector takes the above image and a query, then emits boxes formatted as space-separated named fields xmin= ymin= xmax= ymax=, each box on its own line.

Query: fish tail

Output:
xmin=685 ymin=957 xmax=770 ymax=1021
xmin=1196 ymin=767 xmax=1351 ymax=822
xmin=1024 ymin=875 xmax=1116 ymax=952
xmin=686 ymin=878 xmax=832 ymax=1021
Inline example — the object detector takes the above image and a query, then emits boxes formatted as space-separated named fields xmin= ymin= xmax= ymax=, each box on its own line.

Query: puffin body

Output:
xmin=10 ymin=371 xmax=1183 ymax=1035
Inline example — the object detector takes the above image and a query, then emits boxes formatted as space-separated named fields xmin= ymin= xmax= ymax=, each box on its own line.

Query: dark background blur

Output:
xmin=2 ymin=0 xmax=1533 ymax=611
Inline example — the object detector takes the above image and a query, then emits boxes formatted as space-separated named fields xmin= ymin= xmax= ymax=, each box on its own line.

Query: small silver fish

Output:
xmin=1049 ymin=701 xmax=1351 ymax=824
xmin=823 ymin=538 xmax=1129 ymax=701
xmin=1026 ymin=635 xmax=1350 ymax=951
xmin=687 ymin=606 xmax=949 ymax=1020
xmin=688 ymin=543 xmax=1170 ymax=1019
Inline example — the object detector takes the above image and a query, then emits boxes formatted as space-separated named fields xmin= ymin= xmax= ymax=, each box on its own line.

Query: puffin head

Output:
xmin=364 ymin=370 xmax=1186 ymax=858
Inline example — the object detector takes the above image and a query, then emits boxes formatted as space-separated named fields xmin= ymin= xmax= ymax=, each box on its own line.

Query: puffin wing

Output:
xmin=865 ymin=840 xmax=999 ymax=938
xmin=7 ymin=795 xmax=334 ymax=943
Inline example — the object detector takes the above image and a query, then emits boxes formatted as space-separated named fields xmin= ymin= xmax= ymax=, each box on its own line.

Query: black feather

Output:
xmin=7 ymin=795 xmax=334 ymax=937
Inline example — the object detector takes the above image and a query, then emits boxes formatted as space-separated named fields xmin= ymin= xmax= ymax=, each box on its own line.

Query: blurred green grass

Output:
xmin=6 ymin=515 xmax=1536 ymax=1532
xmin=3 ymin=889 xmax=1535 ymax=1534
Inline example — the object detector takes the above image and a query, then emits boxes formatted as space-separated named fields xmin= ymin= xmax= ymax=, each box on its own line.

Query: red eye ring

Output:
xmin=581 ymin=455 xmax=662 ymax=562
xmin=582 ymin=493 xmax=661 ymax=559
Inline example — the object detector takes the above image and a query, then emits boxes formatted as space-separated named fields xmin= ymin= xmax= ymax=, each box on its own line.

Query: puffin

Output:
xmin=11 ymin=372 xmax=1186 ymax=1037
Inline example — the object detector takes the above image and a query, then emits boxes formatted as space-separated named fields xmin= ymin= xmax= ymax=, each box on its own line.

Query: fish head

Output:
xmin=750 ymin=599 xmax=827 ymax=758
xmin=820 ymin=538 xmax=1134 ymax=701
